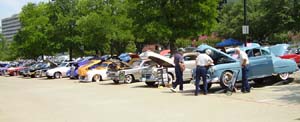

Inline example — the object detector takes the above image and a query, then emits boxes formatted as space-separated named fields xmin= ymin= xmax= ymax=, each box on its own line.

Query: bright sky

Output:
xmin=0 ymin=0 xmax=47 ymax=26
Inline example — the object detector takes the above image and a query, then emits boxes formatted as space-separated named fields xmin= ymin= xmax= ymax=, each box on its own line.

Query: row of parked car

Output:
xmin=0 ymin=43 xmax=299 ymax=90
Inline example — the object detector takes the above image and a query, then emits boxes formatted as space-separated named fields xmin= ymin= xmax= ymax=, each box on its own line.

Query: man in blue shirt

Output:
xmin=170 ymin=48 xmax=185 ymax=93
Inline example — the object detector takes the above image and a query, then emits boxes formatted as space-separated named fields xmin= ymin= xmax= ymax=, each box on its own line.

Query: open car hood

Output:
xmin=268 ymin=44 xmax=289 ymax=57
xmin=142 ymin=51 xmax=174 ymax=67
xmin=197 ymin=44 xmax=238 ymax=62
xmin=44 ymin=60 xmax=58 ymax=67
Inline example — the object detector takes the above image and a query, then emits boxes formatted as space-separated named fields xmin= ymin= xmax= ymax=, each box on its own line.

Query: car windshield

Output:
xmin=131 ymin=60 xmax=142 ymax=68
xmin=41 ymin=63 xmax=49 ymax=68
xmin=58 ymin=63 xmax=68 ymax=67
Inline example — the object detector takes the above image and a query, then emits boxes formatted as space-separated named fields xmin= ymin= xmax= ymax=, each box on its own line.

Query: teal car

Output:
xmin=192 ymin=44 xmax=298 ymax=89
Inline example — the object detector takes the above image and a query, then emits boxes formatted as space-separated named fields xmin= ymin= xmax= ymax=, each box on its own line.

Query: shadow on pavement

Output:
xmin=131 ymin=84 xmax=159 ymax=89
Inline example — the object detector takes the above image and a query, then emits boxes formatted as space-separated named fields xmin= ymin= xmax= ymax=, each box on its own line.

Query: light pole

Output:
xmin=243 ymin=0 xmax=248 ymax=46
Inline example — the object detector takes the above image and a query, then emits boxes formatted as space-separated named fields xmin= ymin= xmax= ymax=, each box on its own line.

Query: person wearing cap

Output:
xmin=195 ymin=49 xmax=214 ymax=96
xmin=235 ymin=48 xmax=250 ymax=93
xmin=170 ymin=48 xmax=185 ymax=93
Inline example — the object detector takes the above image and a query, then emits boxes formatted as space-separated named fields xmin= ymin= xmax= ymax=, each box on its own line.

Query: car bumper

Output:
xmin=140 ymin=74 xmax=166 ymax=82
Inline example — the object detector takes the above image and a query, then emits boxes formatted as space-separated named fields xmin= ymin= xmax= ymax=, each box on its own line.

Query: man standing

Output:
xmin=235 ymin=48 xmax=250 ymax=93
xmin=195 ymin=49 xmax=214 ymax=96
xmin=170 ymin=48 xmax=185 ymax=93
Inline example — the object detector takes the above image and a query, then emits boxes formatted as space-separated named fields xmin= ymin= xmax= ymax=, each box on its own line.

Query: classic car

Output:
xmin=268 ymin=44 xmax=300 ymax=66
xmin=139 ymin=51 xmax=195 ymax=86
xmin=0 ymin=63 xmax=19 ymax=76
xmin=46 ymin=62 xmax=72 ymax=79
xmin=69 ymin=56 xmax=94 ymax=79
xmin=78 ymin=59 xmax=102 ymax=78
xmin=21 ymin=63 xmax=40 ymax=77
xmin=0 ymin=64 xmax=11 ymax=75
xmin=108 ymin=59 xmax=157 ymax=84
xmin=191 ymin=44 xmax=298 ymax=90
xmin=79 ymin=61 xmax=115 ymax=82
xmin=6 ymin=62 xmax=35 ymax=76
xmin=28 ymin=61 xmax=58 ymax=78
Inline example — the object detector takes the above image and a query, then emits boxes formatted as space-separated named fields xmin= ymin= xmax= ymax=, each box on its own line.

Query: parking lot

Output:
xmin=0 ymin=72 xmax=299 ymax=122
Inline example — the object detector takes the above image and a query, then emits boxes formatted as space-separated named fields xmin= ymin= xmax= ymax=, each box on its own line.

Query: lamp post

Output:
xmin=243 ymin=0 xmax=248 ymax=46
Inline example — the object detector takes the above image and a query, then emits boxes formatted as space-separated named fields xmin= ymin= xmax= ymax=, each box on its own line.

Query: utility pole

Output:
xmin=243 ymin=0 xmax=248 ymax=46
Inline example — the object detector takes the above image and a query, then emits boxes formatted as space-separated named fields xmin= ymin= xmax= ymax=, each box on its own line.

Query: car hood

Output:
xmin=142 ymin=51 xmax=174 ymax=67
xmin=197 ymin=44 xmax=238 ymax=62
xmin=268 ymin=44 xmax=289 ymax=57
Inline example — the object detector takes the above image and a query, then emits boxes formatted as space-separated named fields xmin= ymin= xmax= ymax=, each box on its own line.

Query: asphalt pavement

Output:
xmin=0 ymin=72 xmax=299 ymax=122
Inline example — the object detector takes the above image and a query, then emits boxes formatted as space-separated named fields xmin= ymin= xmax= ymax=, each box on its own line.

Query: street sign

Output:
xmin=242 ymin=25 xmax=249 ymax=34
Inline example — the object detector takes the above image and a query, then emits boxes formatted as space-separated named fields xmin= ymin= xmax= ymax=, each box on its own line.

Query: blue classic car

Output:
xmin=193 ymin=44 xmax=298 ymax=89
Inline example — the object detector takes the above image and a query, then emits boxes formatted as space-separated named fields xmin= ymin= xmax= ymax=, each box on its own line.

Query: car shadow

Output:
xmin=164 ymin=79 xmax=296 ymax=96
xmin=131 ymin=84 xmax=161 ymax=89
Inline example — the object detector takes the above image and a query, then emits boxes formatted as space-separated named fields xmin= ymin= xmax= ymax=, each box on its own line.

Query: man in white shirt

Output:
xmin=235 ymin=48 xmax=250 ymax=93
xmin=194 ymin=49 xmax=214 ymax=96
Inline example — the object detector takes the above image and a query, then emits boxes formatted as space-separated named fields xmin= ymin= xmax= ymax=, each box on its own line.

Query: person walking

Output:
xmin=195 ymin=49 xmax=214 ymax=96
xmin=170 ymin=48 xmax=185 ymax=93
xmin=235 ymin=48 xmax=250 ymax=93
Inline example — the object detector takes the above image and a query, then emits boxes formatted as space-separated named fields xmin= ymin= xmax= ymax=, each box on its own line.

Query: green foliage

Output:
xmin=130 ymin=0 xmax=219 ymax=51
xmin=14 ymin=2 xmax=56 ymax=59
xmin=175 ymin=38 xmax=192 ymax=48
xmin=216 ymin=0 xmax=300 ymax=43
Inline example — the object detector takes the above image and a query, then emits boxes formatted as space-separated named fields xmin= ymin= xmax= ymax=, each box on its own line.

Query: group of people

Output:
xmin=170 ymin=48 xmax=251 ymax=96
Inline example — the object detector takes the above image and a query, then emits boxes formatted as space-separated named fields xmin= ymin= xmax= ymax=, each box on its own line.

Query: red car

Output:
xmin=6 ymin=63 xmax=32 ymax=76
xmin=280 ymin=48 xmax=300 ymax=66
xmin=269 ymin=44 xmax=300 ymax=66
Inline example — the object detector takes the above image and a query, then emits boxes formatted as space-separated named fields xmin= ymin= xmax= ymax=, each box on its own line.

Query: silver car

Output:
xmin=108 ymin=59 xmax=157 ymax=84
xmin=140 ymin=51 xmax=197 ymax=86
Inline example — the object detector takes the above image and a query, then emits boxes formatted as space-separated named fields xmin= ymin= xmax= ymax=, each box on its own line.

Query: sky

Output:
xmin=0 ymin=0 xmax=47 ymax=26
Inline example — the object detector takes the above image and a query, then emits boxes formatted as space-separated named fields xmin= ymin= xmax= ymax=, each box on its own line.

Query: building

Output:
xmin=1 ymin=14 xmax=21 ymax=41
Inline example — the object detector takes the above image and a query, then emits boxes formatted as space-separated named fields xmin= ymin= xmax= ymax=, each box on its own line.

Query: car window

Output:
xmin=261 ymin=49 xmax=270 ymax=55
xmin=246 ymin=50 xmax=254 ymax=57
xmin=253 ymin=49 xmax=261 ymax=57
xmin=184 ymin=55 xmax=197 ymax=61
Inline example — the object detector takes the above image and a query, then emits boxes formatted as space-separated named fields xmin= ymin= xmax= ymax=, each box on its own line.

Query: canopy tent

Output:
xmin=216 ymin=38 xmax=243 ymax=47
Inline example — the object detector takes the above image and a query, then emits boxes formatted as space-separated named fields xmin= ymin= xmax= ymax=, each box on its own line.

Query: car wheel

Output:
xmin=220 ymin=71 xmax=234 ymax=89
xmin=113 ymin=79 xmax=119 ymax=84
xmin=124 ymin=75 xmax=134 ymax=84
xmin=35 ymin=73 xmax=41 ymax=78
xmin=277 ymin=72 xmax=289 ymax=81
xmin=93 ymin=74 xmax=101 ymax=82
xmin=145 ymin=82 xmax=155 ymax=86
xmin=54 ymin=72 xmax=62 ymax=79
xmin=200 ymin=83 xmax=212 ymax=91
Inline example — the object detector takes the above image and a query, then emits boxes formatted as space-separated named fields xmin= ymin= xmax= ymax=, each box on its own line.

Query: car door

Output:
xmin=182 ymin=53 xmax=197 ymax=80
xmin=248 ymin=48 xmax=274 ymax=79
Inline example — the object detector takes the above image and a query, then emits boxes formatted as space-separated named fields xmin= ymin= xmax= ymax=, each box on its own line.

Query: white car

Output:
xmin=79 ymin=62 xmax=113 ymax=82
xmin=46 ymin=62 xmax=72 ymax=79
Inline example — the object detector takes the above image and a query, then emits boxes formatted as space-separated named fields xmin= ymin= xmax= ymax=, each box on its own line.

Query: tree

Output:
xmin=50 ymin=0 xmax=81 ymax=60
xmin=130 ymin=0 xmax=219 ymax=54
xmin=14 ymin=2 xmax=55 ymax=59
xmin=216 ymin=0 xmax=300 ymax=43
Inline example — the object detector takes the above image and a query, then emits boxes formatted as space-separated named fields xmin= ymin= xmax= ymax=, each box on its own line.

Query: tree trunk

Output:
xmin=69 ymin=47 xmax=73 ymax=61
xmin=110 ymin=40 xmax=113 ymax=56
xmin=169 ymin=39 xmax=175 ymax=58
xmin=95 ymin=49 xmax=99 ymax=57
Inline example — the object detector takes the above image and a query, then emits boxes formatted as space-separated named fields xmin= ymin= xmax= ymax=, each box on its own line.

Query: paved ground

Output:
xmin=0 ymin=72 xmax=299 ymax=122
